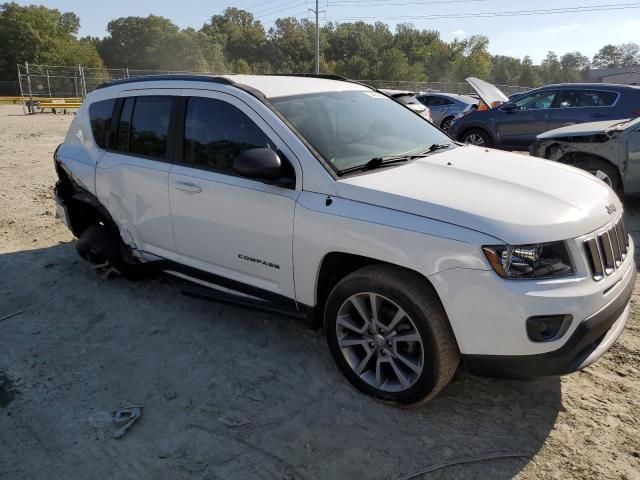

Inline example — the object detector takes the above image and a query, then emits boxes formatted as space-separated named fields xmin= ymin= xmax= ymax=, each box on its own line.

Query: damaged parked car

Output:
xmin=452 ymin=78 xmax=640 ymax=150
xmin=54 ymin=74 xmax=634 ymax=405
xmin=531 ymin=117 xmax=640 ymax=194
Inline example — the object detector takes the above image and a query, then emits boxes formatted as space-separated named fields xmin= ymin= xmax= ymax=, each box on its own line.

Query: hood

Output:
xmin=335 ymin=146 xmax=621 ymax=245
xmin=466 ymin=77 xmax=509 ymax=109
xmin=537 ymin=118 xmax=634 ymax=139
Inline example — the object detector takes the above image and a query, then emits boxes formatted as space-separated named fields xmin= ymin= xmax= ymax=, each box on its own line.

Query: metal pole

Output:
xmin=17 ymin=64 xmax=26 ymax=114
xmin=25 ymin=62 xmax=34 ymax=114
xmin=315 ymin=0 xmax=319 ymax=74
xmin=79 ymin=65 xmax=87 ymax=97
xmin=73 ymin=67 xmax=78 ymax=99
xmin=46 ymin=69 xmax=52 ymax=99
xmin=125 ymin=67 xmax=129 ymax=79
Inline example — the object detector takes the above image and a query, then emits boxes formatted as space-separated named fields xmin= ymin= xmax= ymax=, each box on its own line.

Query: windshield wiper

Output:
xmin=337 ymin=144 xmax=452 ymax=176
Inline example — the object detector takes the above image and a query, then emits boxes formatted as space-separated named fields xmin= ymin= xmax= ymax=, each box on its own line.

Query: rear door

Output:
xmin=168 ymin=90 xmax=301 ymax=299
xmin=423 ymin=96 xmax=452 ymax=125
xmin=547 ymin=89 xmax=619 ymax=131
xmin=496 ymin=90 xmax=558 ymax=148
xmin=95 ymin=89 xmax=180 ymax=258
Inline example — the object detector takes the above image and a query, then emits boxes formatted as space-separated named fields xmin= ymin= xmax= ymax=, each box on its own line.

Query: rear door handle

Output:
xmin=174 ymin=180 xmax=202 ymax=193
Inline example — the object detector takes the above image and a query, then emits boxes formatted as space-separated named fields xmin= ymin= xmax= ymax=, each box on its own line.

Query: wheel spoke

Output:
xmin=369 ymin=293 xmax=380 ymax=327
xmin=354 ymin=346 xmax=375 ymax=375
xmin=393 ymin=331 xmax=421 ymax=343
xmin=349 ymin=296 xmax=371 ymax=327
xmin=393 ymin=351 xmax=422 ymax=373
xmin=387 ymin=307 xmax=407 ymax=331
xmin=338 ymin=336 xmax=368 ymax=348
xmin=388 ymin=356 xmax=411 ymax=388
xmin=336 ymin=315 xmax=366 ymax=335
xmin=375 ymin=357 xmax=383 ymax=388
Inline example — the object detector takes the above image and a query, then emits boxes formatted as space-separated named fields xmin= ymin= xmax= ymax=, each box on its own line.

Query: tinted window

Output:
xmin=513 ymin=91 xmax=557 ymax=110
xmin=129 ymin=96 xmax=173 ymax=159
xmin=429 ymin=97 xmax=453 ymax=107
xmin=89 ymin=99 xmax=115 ymax=148
xmin=184 ymin=97 xmax=272 ymax=172
xmin=116 ymin=97 xmax=134 ymax=152
xmin=557 ymin=90 xmax=618 ymax=108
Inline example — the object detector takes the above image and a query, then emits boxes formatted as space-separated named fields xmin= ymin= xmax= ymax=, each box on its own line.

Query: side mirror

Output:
xmin=501 ymin=103 xmax=516 ymax=113
xmin=233 ymin=148 xmax=282 ymax=180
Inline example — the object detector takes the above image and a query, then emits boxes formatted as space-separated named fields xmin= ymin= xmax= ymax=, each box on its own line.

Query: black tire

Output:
xmin=324 ymin=264 xmax=460 ymax=405
xmin=75 ymin=224 xmax=146 ymax=280
xmin=460 ymin=128 xmax=493 ymax=147
xmin=559 ymin=156 xmax=622 ymax=194
xmin=440 ymin=116 xmax=455 ymax=135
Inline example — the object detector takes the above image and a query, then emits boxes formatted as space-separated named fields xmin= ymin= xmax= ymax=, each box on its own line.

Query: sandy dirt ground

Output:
xmin=0 ymin=103 xmax=638 ymax=480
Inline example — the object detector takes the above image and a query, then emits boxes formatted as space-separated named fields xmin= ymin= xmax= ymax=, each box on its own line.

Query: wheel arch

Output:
xmin=457 ymin=125 xmax=495 ymax=145
xmin=557 ymin=151 xmax=623 ymax=192
xmin=311 ymin=251 xmax=444 ymax=329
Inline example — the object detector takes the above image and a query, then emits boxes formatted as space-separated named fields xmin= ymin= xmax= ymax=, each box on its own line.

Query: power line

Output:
xmin=329 ymin=0 xmax=488 ymax=5
xmin=326 ymin=2 xmax=640 ymax=20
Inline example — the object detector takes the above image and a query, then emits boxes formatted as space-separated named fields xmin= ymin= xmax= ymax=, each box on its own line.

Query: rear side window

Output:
xmin=130 ymin=96 xmax=173 ymax=158
xmin=114 ymin=96 xmax=173 ymax=159
xmin=89 ymin=99 xmax=115 ymax=148
xmin=557 ymin=90 xmax=618 ymax=108
xmin=429 ymin=97 xmax=453 ymax=106
xmin=183 ymin=97 xmax=272 ymax=172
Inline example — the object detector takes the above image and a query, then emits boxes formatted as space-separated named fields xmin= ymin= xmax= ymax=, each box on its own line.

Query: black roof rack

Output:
xmin=96 ymin=74 xmax=235 ymax=90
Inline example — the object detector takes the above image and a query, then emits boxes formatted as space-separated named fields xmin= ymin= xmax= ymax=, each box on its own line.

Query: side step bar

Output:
xmin=181 ymin=283 xmax=309 ymax=321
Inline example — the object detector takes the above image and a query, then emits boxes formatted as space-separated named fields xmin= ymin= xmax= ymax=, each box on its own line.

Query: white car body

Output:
xmin=55 ymin=74 xmax=634 ymax=386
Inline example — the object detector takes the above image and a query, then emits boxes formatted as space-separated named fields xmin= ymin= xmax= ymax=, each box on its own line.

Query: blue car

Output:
xmin=451 ymin=77 xmax=640 ymax=150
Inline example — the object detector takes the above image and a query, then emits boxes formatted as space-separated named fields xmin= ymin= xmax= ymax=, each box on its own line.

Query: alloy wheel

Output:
xmin=591 ymin=169 xmax=613 ymax=188
xmin=335 ymin=292 xmax=424 ymax=392
xmin=464 ymin=133 xmax=485 ymax=146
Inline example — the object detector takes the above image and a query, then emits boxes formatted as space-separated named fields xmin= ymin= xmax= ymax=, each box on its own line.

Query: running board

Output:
xmin=181 ymin=283 xmax=308 ymax=321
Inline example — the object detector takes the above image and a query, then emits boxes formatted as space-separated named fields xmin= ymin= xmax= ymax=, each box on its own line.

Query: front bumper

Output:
xmin=462 ymin=262 xmax=635 ymax=378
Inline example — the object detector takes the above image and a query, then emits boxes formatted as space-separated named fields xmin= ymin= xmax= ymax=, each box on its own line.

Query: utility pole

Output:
xmin=309 ymin=0 xmax=324 ymax=74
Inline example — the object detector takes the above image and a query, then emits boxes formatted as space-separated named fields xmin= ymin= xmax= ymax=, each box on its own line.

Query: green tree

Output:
xmin=559 ymin=51 xmax=590 ymax=82
xmin=201 ymin=8 xmax=266 ymax=66
xmin=0 ymin=2 xmax=103 ymax=79
xmin=518 ymin=56 xmax=540 ymax=87
xmin=592 ymin=43 xmax=640 ymax=68
xmin=98 ymin=15 xmax=226 ymax=72
xmin=374 ymin=47 xmax=410 ymax=80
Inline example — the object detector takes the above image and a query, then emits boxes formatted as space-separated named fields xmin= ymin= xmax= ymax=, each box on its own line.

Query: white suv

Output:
xmin=54 ymin=74 xmax=635 ymax=405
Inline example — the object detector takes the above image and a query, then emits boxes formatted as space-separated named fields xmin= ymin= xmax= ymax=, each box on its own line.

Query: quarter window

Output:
xmin=88 ymin=99 xmax=115 ymax=148
xmin=183 ymin=97 xmax=272 ymax=172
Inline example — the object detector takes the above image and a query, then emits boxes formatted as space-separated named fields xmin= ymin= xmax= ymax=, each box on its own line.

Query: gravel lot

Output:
xmin=0 ymin=104 xmax=639 ymax=480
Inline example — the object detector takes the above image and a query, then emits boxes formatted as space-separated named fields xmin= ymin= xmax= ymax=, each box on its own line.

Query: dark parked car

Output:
xmin=451 ymin=78 xmax=640 ymax=150
xmin=415 ymin=92 xmax=477 ymax=133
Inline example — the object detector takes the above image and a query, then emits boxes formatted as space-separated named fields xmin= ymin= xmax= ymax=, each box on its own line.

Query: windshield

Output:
xmin=271 ymin=90 xmax=452 ymax=173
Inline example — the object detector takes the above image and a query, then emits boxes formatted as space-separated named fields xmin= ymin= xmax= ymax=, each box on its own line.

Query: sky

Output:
xmin=16 ymin=0 xmax=640 ymax=63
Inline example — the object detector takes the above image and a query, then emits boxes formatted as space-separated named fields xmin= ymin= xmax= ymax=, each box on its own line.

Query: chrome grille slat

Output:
xmin=584 ymin=216 xmax=629 ymax=281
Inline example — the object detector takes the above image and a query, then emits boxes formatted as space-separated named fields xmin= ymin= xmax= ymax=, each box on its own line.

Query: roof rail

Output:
xmin=96 ymin=74 xmax=235 ymax=90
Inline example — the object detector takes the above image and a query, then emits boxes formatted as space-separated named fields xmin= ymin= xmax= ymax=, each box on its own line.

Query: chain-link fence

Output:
xmin=8 ymin=62 xmax=529 ymax=113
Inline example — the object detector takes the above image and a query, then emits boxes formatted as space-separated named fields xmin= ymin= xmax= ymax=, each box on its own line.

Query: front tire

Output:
xmin=461 ymin=128 xmax=492 ymax=147
xmin=440 ymin=116 xmax=454 ymax=135
xmin=324 ymin=265 xmax=459 ymax=405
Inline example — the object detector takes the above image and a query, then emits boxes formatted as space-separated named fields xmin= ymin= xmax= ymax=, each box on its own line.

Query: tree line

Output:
xmin=1 ymin=2 xmax=639 ymax=87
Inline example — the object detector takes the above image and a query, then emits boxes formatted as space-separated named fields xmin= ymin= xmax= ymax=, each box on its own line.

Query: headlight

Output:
xmin=482 ymin=242 xmax=574 ymax=279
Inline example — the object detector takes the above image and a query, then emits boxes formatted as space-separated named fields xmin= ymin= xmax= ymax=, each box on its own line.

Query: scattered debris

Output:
xmin=217 ymin=415 xmax=250 ymax=428
xmin=0 ymin=310 xmax=25 ymax=323
xmin=0 ymin=372 xmax=18 ymax=408
xmin=113 ymin=405 xmax=143 ymax=439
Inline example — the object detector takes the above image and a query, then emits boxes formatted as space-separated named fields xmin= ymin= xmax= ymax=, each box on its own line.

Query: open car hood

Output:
xmin=465 ymin=77 xmax=509 ymax=109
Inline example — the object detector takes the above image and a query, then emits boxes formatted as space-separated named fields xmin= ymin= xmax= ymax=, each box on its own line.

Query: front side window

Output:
xmin=183 ymin=97 xmax=272 ymax=172
xmin=513 ymin=91 xmax=557 ymax=110
xmin=271 ymin=90 xmax=452 ymax=173
xmin=89 ymin=99 xmax=115 ymax=148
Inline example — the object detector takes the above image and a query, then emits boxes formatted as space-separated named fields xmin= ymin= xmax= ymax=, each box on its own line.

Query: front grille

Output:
xmin=584 ymin=216 xmax=629 ymax=281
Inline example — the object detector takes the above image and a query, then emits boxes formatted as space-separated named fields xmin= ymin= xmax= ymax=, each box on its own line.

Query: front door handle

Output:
xmin=174 ymin=180 xmax=202 ymax=193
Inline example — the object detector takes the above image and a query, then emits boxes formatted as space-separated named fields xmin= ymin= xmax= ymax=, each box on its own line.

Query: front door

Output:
xmin=496 ymin=90 xmax=557 ymax=148
xmin=168 ymin=90 xmax=301 ymax=299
